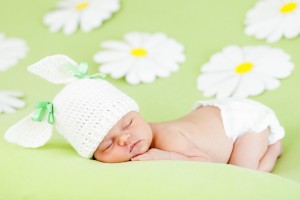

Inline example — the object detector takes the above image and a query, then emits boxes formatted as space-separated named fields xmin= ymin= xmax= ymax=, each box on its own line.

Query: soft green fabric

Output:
xmin=1 ymin=0 xmax=300 ymax=199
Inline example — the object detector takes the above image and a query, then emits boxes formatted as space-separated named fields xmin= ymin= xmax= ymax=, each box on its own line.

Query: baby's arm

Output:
xmin=131 ymin=148 xmax=212 ymax=162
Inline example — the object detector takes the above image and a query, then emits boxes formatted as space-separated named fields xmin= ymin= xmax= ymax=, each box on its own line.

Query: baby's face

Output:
xmin=93 ymin=111 xmax=153 ymax=163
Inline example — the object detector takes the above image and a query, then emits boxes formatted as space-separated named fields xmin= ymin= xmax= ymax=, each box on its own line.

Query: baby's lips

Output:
xmin=130 ymin=140 xmax=141 ymax=152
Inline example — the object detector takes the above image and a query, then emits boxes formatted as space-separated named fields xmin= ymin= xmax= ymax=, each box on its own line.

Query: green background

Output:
xmin=1 ymin=0 xmax=300 ymax=199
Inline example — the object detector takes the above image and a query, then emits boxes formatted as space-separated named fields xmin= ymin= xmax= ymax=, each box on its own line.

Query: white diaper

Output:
xmin=194 ymin=98 xmax=285 ymax=144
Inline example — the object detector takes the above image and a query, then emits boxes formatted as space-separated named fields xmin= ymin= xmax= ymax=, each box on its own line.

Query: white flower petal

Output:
xmin=137 ymin=59 xmax=156 ymax=83
xmin=245 ymin=0 xmax=300 ymax=42
xmin=232 ymin=74 xmax=265 ymax=98
xmin=125 ymin=62 xmax=141 ymax=85
xmin=44 ymin=10 xmax=73 ymax=33
xmin=143 ymin=33 xmax=166 ymax=48
xmin=0 ymin=59 xmax=18 ymax=70
xmin=202 ymin=54 xmax=234 ymax=73
xmin=200 ymin=75 xmax=238 ymax=98
xmin=99 ymin=58 xmax=134 ymax=79
xmin=0 ymin=47 xmax=27 ymax=59
xmin=143 ymin=57 xmax=171 ymax=78
xmin=148 ymin=55 xmax=180 ymax=72
xmin=266 ymin=25 xmax=285 ymax=42
xmin=282 ymin=14 xmax=300 ymax=38
xmin=0 ymin=90 xmax=23 ymax=97
xmin=255 ymin=60 xmax=294 ymax=78
xmin=44 ymin=0 xmax=120 ymax=35
xmin=232 ymin=78 xmax=251 ymax=98
xmin=150 ymin=49 xmax=184 ymax=65
xmin=0 ymin=104 xmax=16 ymax=114
xmin=80 ymin=11 xmax=102 ymax=32
xmin=63 ymin=13 xmax=79 ymax=35
xmin=94 ymin=51 xmax=129 ymax=63
xmin=197 ymin=72 xmax=234 ymax=90
xmin=259 ymin=75 xmax=281 ymax=90
xmin=0 ymin=95 xmax=25 ymax=108
xmin=0 ymin=90 xmax=26 ymax=114
xmin=246 ymin=6 xmax=279 ymax=24
xmin=246 ymin=74 xmax=266 ymax=96
xmin=245 ymin=14 xmax=282 ymax=37
xmin=125 ymin=32 xmax=154 ymax=47
xmin=244 ymin=46 xmax=290 ymax=63
xmin=143 ymin=33 xmax=184 ymax=54
xmin=197 ymin=45 xmax=294 ymax=98
xmin=222 ymin=46 xmax=244 ymax=66
xmin=215 ymin=76 xmax=240 ymax=99
xmin=0 ymin=34 xmax=5 ymax=42
xmin=243 ymin=45 xmax=269 ymax=62
xmin=79 ymin=0 xmax=120 ymax=33
xmin=88 ymin=0 xmax=120 ymax=16
xmin=101 ymin=41 xmax=130 ymax=51
xmin=0 ymin=34 xmax=28 ymax=72
xmin=94 ymin=32 xmax=185 ymax=84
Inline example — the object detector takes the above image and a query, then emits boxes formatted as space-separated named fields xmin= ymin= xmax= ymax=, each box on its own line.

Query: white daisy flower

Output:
xmin=44 ymin=0 xmax=120 ymax=35
xmin=197 ymin=45 xmax=294 ymax=99
xmin=93 ymin=32 xmax=185 ymax=85
xmin=0 ymin=90 xmax=26 ymax=114
xmin=245 ymin=0 xmax=300 ymax=43
xmin=0 ymin=33 xmax=28 ymax=72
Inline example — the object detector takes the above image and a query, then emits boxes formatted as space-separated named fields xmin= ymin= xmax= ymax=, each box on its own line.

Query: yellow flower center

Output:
xmin=280 ymin=2 xmax=297 ymax=13
xmin=235 ymin=62 xmax=253 ymax=74
xmin=131 ymin=48 xmax=148 ymax=57
xmin=75 ymin=2 xmax=89 ymax=11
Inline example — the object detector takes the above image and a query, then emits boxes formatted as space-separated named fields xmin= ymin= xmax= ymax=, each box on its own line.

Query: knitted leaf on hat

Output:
xmin=28 ymin=55 xmax=79 ymax=84
xmin=5 ymin=114 xmax=53 ymax=148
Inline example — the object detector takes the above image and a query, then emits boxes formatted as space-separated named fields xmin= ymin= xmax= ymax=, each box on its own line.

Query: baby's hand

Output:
xmin=131 ymin=148 xmax=170 ymax=161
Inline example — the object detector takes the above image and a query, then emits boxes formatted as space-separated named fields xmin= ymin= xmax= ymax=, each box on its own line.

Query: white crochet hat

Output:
xmin=4 ymin=55 xmax=139 ymax=158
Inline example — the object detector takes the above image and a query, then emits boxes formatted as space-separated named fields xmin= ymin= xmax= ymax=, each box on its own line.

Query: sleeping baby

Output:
xmin=5 ymin=55 xmax=284 ymax=173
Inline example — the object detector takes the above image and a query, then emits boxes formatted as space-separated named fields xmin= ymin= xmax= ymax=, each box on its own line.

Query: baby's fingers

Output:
xmin=131 ymin=154 xmax=152 ymax=161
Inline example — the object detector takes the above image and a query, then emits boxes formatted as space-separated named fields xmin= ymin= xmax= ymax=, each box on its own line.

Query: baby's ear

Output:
xmin=28 ymin=55 xmax=78 ymax=84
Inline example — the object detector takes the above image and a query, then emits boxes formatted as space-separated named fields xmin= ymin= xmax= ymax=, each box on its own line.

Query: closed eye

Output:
xmin=123 ymin=119 xmax=133 ymax=130
xmin=103 ymin=140 xmax=113 ymax=151
xmin=105 ymin=142 xmax=112 ymax=150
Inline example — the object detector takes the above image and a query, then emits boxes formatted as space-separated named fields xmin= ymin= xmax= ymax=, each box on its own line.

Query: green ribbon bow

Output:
xmin=32 ymin=102 xmax=54 ymax=124
xmin=65 ymin=62 xmax=106 ymax=79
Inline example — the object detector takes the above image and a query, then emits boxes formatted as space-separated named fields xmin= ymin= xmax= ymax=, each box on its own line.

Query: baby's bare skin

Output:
xmin=148 ymin=106 xmax=233 ymax=163
xmin=93 ymin=107 xmax=282 ymax=172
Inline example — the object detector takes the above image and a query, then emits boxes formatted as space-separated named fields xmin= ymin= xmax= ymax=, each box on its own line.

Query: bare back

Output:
xmin=150 ymin=106 xmax=234 ymax=163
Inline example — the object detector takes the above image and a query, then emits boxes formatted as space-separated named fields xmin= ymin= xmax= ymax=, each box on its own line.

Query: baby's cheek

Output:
xmin=139 ymin=146 xmax=147 ymax=154
xmin=140 ymin=142 xmax=151 ymax=154
xmin=130 ymin=142 xmax=147 ymax=158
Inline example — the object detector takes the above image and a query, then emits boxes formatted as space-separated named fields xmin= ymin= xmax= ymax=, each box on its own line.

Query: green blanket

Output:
xmin=1 ymin=0 xmax=300 ymax=199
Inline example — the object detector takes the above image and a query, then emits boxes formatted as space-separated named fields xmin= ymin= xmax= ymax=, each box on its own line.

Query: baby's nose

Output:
xmin=118 ymin=133 xmax=131 ymax=146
